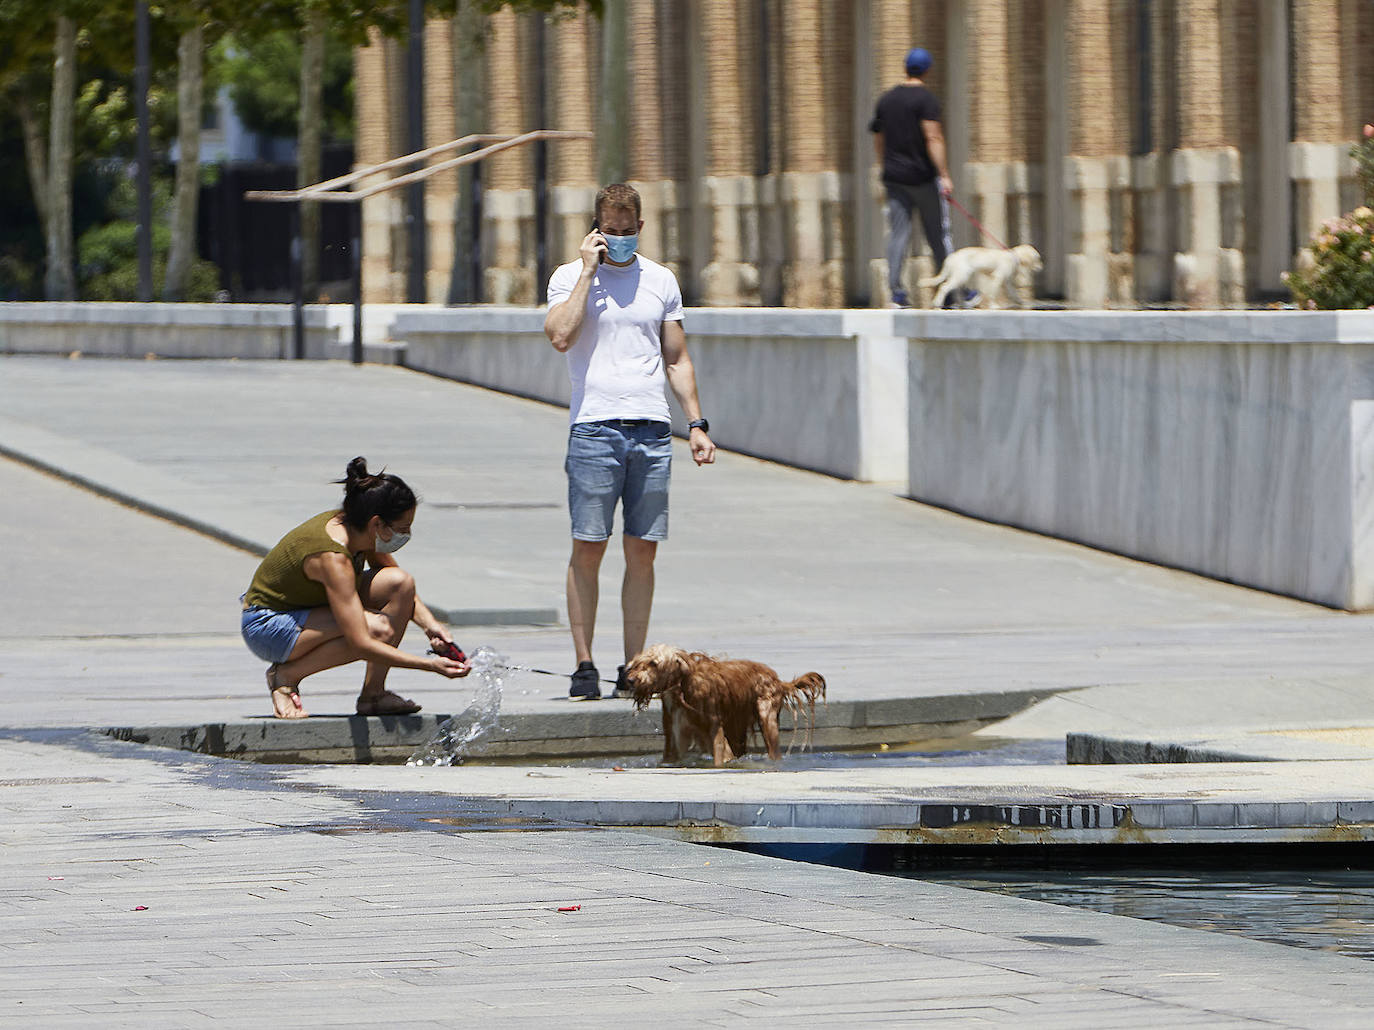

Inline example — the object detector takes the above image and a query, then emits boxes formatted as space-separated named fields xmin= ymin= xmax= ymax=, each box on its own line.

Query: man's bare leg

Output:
xmin=568 ymin=538 xmax=608 ymax=665
xmin=622 ymin=534 xmax=657 ymax=663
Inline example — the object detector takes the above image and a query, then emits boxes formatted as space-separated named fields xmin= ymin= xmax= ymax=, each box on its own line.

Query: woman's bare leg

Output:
xmin=263 ymin=569 xmax=416 ymax=717
xmin=356 ymin=567 xmax=416 ymax=704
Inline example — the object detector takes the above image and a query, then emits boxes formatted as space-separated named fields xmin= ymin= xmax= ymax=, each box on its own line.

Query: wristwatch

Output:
xmin=688 ymin=418 xmax=710 ymax=433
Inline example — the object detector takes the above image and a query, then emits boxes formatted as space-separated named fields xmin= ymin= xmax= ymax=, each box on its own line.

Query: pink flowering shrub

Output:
xmin=1360 ymin=123 xmax=1374 ymax=205
xmin=1284 ymin=126 xmax=1374 ymax=309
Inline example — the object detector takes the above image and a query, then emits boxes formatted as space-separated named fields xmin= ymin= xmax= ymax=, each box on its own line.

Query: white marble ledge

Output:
xmin=895 ymin=310 xmax=1374 ymax=345
xmin=392 ymin=305 xmax=544 ymax=335
xmin=10 ymin=303 xmax=1373 ymax=348
xmin=0 ymin=302 xmax=334 ymax=328
xmin=397 ymin=305 xmax=1374 ymax=346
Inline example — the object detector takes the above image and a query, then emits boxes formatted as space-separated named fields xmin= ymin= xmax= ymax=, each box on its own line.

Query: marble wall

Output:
xmin=394 ymin=308 xmax=908 ymax=481
xmin=0 ymin=303 xmax=339 ymax=360
xmin=905 ymin=311 xmax=1374 ymax=610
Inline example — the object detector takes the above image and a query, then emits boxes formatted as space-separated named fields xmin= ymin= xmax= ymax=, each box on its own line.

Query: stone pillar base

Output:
xmin=1065 ymin=157 xmax=1112 ymax=308
xmin=484 ymin=267 xmax=535 ymax=306
xmin=701 ymin=262 xmax=761 ymax=304
xmin=1291 ymin=141 xmax=1354 ymax=252
xmin=869 ymin=257 xmax=939 ymax=308
xmin=1170 ymin=148 xmax=1242 ymax=309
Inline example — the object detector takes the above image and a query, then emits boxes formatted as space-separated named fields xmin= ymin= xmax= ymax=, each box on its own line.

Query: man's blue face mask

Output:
xmin=604 ymin=233 xmax=638 ymax=263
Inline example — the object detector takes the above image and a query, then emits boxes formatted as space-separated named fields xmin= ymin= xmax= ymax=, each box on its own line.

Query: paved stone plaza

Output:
xmin=4 ymin=355 xmax=1374 ymax=1024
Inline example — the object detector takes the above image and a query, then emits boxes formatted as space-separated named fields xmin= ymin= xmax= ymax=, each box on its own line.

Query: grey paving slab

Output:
xmin=8 ymin=352 xmax=1374 ymax=1022
xmin=5 ymin=734 xmax=1374 ymax=1028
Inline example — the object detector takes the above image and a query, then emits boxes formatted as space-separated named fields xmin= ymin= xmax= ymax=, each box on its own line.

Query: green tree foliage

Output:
xmin=220 ymin=28 xmax=354 ymax=141
xmin=78 ymin=175 xmax=220 ymax=301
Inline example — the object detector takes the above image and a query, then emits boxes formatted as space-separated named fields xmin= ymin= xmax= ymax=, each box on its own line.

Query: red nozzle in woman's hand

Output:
xmin=430 ymin=640 xmax=467 ymax=663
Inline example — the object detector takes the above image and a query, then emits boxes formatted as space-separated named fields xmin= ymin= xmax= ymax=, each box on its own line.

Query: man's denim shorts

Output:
xmin=241 ymin=603 xmax=310 ymax=664
xmin=565 ymin=419 xmax=672 ymax=541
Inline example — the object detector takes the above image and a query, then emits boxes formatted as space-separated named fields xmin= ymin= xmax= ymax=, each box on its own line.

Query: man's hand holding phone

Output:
xmin=581 ymin=224 xmax=607 ymax=273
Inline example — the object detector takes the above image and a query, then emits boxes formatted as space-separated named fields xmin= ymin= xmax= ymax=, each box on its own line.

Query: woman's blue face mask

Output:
xmin=604 ymin=232 xmax=639 ymax=263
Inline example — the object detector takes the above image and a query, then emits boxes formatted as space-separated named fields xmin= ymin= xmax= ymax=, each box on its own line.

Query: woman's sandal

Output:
xmin=267 ymin=664 xmax=308 ymax=719
xmin=356 ymin=691 xmax=422 ymax=716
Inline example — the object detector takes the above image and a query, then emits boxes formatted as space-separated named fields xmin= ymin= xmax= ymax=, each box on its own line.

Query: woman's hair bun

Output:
xmin=344 ymin=456 xmax=371 ymax=489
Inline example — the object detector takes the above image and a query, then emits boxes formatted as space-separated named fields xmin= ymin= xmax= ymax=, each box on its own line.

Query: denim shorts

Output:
xmin=241 ymin=604 xmax=311 ymax=664
xmin=565 ymin=419 xmax=672 ymax=541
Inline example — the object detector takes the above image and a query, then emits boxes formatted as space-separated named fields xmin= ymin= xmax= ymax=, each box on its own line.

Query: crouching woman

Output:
xmin=240 ymin=456 xmax=469 ymax=719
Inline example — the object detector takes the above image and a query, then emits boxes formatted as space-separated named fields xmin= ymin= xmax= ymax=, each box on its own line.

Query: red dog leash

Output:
xmin=945 ymin=191 xmax=1010 ymax=251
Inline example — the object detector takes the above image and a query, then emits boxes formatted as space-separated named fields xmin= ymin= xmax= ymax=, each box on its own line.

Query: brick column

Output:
xmin=423 ymin=16 xmax=455 ymax=303
xmin=1291 ymin=1 xmax=1349 ymax=242
xmin=484 ymin=11 xmax=534 ymax=304
xmin=547 ymin=9 xmax=597 ymax=287
xmin=964 ymin=0 xmax=1011 ymax=245
xmin=1062 ymin=0 xmax=1119 ymax=306
xmin=626 ymin=1 xmax=676 ymax=275
xmin=697 ymin=0 xmax=759 ymax=306
xmin=355 ymin=29 xmax=404 ymax=303
xmin=1170 ymin=0 xmax=1243 ymax=307
xmin=1007 ymin=0 xmax=1047 ymax=300
xmin=778 ymin=0 xmax=849 ymax=307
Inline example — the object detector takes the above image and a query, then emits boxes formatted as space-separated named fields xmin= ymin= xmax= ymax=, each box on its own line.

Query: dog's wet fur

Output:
xmin=626 ymin=644 xmax=827 ymax=767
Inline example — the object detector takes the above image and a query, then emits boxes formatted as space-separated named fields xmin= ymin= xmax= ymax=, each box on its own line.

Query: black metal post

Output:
xmin=406 ymin=0 xmax=427 ymax=303
xmin=757 ymin=0 xmax=771 ymax=178
xmin=351 ymin=203 xmax=363 ymax=365
xmin=291 ymin=201 xmax=305 ymax=359
xmin=533 ymin=15 xmax=549 ymax=298
xmin=470 ymin=152 xmax=483 ymax=303
xmin=134 ymin=1 xmax=153 ymax=302
xmin=1134 ymin=0 xmax=1153 ymax=156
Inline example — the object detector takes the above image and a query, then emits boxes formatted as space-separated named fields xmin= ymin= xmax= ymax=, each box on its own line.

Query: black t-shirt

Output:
xmin=869 ymin=84 xmax=942 ymax=186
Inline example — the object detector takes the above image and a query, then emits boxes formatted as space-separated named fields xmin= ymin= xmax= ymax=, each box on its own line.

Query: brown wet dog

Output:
xmin=626 ymin=644 xmax=826 ymax=767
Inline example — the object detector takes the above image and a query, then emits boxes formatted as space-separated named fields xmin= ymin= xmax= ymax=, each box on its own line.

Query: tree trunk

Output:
xmin=448 ymin=2 xmax=487 ymax=303
xmin=17 ymin=96 xmax=50 ymax=230
xmin=298 ymin=9 xmax=326 ymax=301
xmin=43 ymin=16 xmax=76 ymax=301
xmin=164 ymin=24 xmax=204 ymax=302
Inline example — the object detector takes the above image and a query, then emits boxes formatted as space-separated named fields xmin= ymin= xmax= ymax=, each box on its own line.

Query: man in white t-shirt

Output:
xmin=544 ymin=183 xmax=716 ymax=700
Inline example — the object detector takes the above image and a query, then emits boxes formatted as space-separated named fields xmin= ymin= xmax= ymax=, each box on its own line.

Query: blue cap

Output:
xmin=905 ymin=47 xmax=933 ymax=76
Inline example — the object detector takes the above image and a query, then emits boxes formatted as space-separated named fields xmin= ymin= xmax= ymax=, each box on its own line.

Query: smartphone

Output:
xmin=592 ymin=220 xmax=605 ymax=264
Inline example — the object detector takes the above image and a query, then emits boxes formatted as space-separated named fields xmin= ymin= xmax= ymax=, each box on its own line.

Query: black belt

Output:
xmin=595 ymin=418 xmax=661 ymax=427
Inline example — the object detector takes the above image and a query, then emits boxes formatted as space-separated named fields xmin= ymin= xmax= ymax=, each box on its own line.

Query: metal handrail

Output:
xmin=244 ymin=129 xmax=592 ymax=364
xmin=245 ymin=130 xmax=591 ymax=202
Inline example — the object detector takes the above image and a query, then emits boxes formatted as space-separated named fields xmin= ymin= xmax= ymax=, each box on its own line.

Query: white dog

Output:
xmin=920 ymin=244 xmax=1042 ymax=309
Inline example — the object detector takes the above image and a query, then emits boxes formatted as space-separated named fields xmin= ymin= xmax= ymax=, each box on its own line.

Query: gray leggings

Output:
xmin=885 ymin=181 xmax=952 ymax=294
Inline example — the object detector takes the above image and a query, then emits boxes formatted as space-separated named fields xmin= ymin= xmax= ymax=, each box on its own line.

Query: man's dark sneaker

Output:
xmin=612 ymin=665 xmax=634 ymax=699
xmin=569 ymin=661 xmax=601 ymax=700
xmin=889 ymin=289 xmax=911 ymax=309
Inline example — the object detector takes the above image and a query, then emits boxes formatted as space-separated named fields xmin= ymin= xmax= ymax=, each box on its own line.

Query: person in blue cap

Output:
xmin=869 ymin=47 xmax=956 ymax=308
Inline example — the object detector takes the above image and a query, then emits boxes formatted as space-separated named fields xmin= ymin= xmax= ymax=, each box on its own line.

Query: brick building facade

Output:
xmin=353 ymin=0 xmax=1374 ymax=309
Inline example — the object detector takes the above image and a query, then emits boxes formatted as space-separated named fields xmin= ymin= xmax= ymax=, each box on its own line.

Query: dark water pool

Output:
xmin=722 ymin=843 xmax=1374 ymax=961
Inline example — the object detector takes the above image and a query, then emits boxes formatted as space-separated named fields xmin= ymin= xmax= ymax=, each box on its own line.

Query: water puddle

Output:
xmin=928 ymin=865 xmax=1374 ymax=961
xmin=723 ymin=842 xmax=1374 ymax=962
xmin=406 ymin=646 xmax=506 ymax=766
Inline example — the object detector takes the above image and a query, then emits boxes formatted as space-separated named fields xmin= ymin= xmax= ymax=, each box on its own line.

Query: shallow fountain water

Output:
xmin=406 ymin=646 xmax=506 ymax=766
